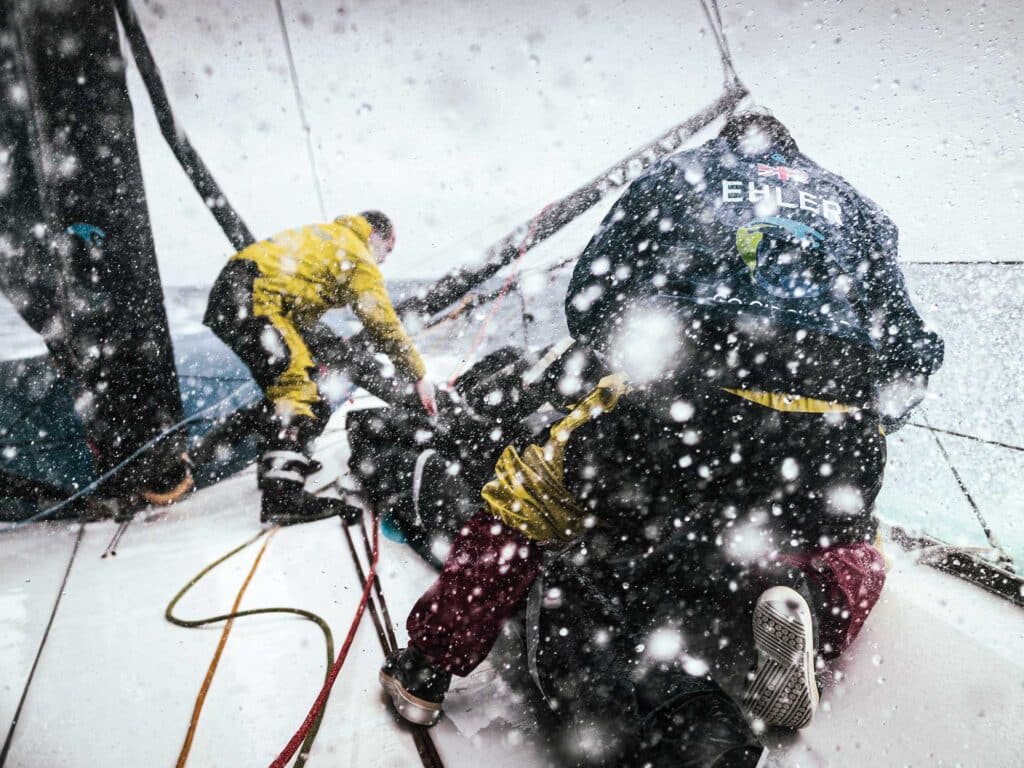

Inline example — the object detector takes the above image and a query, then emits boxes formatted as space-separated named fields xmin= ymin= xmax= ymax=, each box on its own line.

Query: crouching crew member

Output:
xmin=204 ymin=211 xmax=436 ymax=525
xmin=379 ymin=112 xmax=943 ymax=766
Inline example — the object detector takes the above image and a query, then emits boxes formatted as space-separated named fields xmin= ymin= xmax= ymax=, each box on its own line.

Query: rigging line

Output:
xmin=419 ymin=251 xmax=574 ymax=335
xmin=0 ymin=402 xmax=239 ymax=450
xmin=919 ymin=411 xmax=1015 ymax=570
xmin=709 ymin=0 xmax=737 ymax=78
xmin=697 ymin=0 xmax=727 ymax=75
xmin=0 ymin=523 xmax=85 ymax=766
xmin=905 ymin=260 xmax=1024 ymax=266
xmin=165 ymin=527 xmax=332 ymax=768
xmin=385 ymin=86 xmax=748 ymax=324
xmin=416 ymin=275 xmax=532 ymax=338
xmin=702 ymin=0 xmax=729 ymax=60
xmin=708 ymin=0 xmax=730 ymax=56
xmin=114 ymin=0 xmax=255 ymax=250
xmin=907 ymin=422 xmax=1024 ymax=454
xmin=342 ymin=515 xmax=444 ymax=768
xmin=173 ymin=527 xmax=279 ymax=768
xmin=101 ymin=516 xmax=133 ymax=558
xmin=525 ymin=251 xmax=582 ymax=275
xmin=446 ymin=203 xmax=555 ymax=386
xmin=357 ymin=517 xmax=399 ymax=652
xmin=698 ymin=0 xmax=739 ymax=87
xmin=411 ymin=192 xmax=598 ymax=315
xmin=274 ymin=0 xmax=327 ymax=220
xmin=341 ymin=520 xmax=392 ymax=653
xmin=0 ymin=437 xmax=87 ymax=451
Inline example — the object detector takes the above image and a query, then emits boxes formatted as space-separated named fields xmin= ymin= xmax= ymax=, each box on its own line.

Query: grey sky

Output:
xmin=121 ymin=0 xmax=1021 ymax=285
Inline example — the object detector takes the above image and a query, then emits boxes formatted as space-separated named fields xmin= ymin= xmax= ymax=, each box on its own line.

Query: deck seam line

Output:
xmin=0 ymin=523 xmax=85 ymax=766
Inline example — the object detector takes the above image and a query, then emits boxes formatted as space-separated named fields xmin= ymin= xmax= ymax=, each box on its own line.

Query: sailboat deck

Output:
xmin=3 ymin=405 xmax=1022 ymax=767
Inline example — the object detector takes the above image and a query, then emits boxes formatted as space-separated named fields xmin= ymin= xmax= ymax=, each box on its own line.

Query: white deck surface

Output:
xmin=2 ymin=2 xmax=1022 ymax=764
xmin=3 ymin=406 xmax=1023 ymax=768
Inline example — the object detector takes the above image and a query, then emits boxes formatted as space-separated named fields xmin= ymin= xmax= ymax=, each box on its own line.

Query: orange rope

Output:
xmin=269 ymin=515 xmax=380 ymax=768
xmin=175 ymin=526 xmax=279 ymax=767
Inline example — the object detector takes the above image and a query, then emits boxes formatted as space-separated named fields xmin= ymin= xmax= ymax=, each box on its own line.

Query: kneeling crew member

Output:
xmin=204 ymin=211 xmax=436 ymax=525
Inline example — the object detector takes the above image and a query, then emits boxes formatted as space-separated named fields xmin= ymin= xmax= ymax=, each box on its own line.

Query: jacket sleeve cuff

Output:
xmin=402 ymin=349 xmax=427 ymax=381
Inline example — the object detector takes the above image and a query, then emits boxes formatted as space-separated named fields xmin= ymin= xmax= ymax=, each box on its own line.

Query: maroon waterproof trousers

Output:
xmin=407 ymin=511 xmax=543 ymax=676
xmin=407 ymin=510 xmax=885 ymax=676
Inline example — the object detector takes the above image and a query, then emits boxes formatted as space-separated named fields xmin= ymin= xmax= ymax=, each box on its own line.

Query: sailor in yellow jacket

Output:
xmin=204 ymin=211 xmax=436 ymax=525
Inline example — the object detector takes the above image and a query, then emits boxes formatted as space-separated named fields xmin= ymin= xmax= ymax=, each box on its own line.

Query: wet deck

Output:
xmin=3 ymin=406 xmax=1022 ymax=767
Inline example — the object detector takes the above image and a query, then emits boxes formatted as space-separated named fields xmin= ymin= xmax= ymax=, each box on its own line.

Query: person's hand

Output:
xmin=877 ymin=373 xmax=927 ymax=434
xmin=415 ymin=378 xmax=437 ymax=416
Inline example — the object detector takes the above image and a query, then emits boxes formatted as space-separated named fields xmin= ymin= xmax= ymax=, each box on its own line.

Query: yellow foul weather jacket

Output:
xmin=231 ymin=214 xmax=426 ymax=417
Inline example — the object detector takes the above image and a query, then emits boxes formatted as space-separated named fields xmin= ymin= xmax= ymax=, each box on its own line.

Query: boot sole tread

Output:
xmin=743 ymin=592 xmax=819 ymax=730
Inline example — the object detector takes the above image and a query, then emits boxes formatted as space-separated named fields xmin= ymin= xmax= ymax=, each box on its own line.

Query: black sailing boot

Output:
xmin=259 ymin=431 xmax=360 ymax=526
xmin=637 ymin=681 xmax=770 ymax=768
xmin=379 ymin=646 xmax=452 ymax=727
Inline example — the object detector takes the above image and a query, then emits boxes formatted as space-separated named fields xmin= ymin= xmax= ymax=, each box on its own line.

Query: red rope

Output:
xmin=272 ymin=203 xmax=552 ymax=764
xmin=268 ymin=514 xmax=379 ymax=768
xmin=446 ymin=203 xmax=554 ymax=386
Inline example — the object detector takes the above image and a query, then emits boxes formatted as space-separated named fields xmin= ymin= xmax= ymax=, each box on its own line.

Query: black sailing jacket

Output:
xmin=565 ymin=134 xmax=944 ymax=406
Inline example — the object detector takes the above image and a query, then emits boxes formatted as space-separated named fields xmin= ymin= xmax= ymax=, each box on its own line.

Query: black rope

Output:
xmin=357 ymin=518 xmax=400 ymax=651
xmin=906 ymin=260 xmax=1024 ymax=266
xmin=274 ymin=0 xmax=327 ymax=220
xmin=0 ymin=523 xmax=85 ymax=764
xmin=338 ymin=515 xmax=446 ymax=768
xmin=709 ymin=0 xmax=728 ymax=48
xmin=341 ymin=521 xmax=393 ymax=653
xmin=113 ymin=0 xmax=255 ymax=251
xmin=908 ymin=422 xmax=1024 ymax=454
xmin=101 ymin=516 xmax=135 ymax=558
xmin=919 ymin=410 xmax=1015 ymax=570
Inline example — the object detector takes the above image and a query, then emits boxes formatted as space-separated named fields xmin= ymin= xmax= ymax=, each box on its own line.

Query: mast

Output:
xmin=0 ymin=0 xmax=186 ymax=498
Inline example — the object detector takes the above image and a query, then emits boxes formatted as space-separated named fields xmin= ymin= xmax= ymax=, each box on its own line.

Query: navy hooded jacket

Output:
xmin=565 ymin=134 xmax=943 ymax=406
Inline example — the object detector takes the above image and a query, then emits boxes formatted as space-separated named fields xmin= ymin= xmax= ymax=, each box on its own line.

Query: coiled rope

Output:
xmin=165 ymin=526 xmax=336 ymax=768
xmin=268 ymin=512 xmax=380 ymax=768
